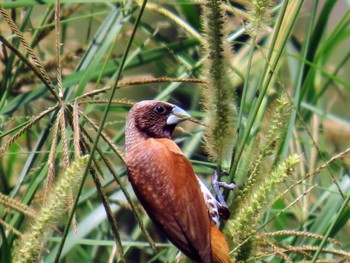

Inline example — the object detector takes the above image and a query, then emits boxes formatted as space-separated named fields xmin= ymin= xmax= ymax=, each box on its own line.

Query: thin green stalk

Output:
xmin=280 ymin=0 xmax=317 ymax=159
xmin=311 ymin=188 xmax=350 ymax=262
xmin=316 ymin=51 xmax=350 ymax=101
xmin=229 ymin=38 xmax=255 ymax=176
xmin=229 ymin=0 xmax=289 ymax=181
xmin=228 ymin=0 xmax=304 ymax=183
xmin=53 ymin=1 xmax=148 ymax=262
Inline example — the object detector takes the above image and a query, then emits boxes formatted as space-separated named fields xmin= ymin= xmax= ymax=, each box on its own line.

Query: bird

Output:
xmin=125 ymin=100 xmax=231 ymax=263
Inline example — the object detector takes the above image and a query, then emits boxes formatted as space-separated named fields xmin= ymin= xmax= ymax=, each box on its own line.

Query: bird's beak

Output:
xmin=167 ymin=105 xmax=191 ymax=125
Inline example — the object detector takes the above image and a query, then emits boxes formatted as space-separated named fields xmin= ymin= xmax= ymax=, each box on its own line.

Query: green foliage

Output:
xmin=0 ymin=0 xmax=350 ymax=262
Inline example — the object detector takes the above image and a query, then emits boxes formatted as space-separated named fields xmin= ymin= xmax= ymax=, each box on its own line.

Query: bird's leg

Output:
xmin=212 ymin=170 xmax=236 ymax=207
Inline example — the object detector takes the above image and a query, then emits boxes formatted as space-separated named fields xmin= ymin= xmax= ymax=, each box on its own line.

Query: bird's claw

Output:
xmin=212 ymin=170 xmax=236 ymax=190
xmin=214 ymin=180 xmax=236 ymax=190
xmin=212 ymin=170 xmax=236 ymax=208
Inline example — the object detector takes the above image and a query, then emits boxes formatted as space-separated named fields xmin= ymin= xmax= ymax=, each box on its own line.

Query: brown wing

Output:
xmin=126 ymin=138 xmax=212 ymax=262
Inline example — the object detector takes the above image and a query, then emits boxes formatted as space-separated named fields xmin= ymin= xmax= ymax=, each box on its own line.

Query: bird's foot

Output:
xmin=212 ymin=170 xmax=236 ymax=208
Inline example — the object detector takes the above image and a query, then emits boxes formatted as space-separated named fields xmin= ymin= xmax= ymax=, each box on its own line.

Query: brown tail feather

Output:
xmin=210 ymin=223 xmax=232 ymax=263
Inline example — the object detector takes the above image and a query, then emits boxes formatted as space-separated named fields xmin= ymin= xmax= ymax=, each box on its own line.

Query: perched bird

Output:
xmin=125 ymin=100 xmax=231 ymax=263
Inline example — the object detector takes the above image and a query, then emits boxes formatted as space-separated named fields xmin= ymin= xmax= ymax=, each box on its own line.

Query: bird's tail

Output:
xmin=210 ymin=223 xmax=231 ymax=263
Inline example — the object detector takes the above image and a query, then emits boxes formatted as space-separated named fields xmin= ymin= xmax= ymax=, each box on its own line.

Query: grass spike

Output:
xmin=245 ymin=0 xmax=274 ymax=36
xmin=12 ymin=156 xmax=89 ymax=263
xmin=0 ymin=105 xmax=58 ymax=157
xmin=0 ymin=193 xmax=36 ymax=219
xmin=263 ymin=230 xmax=343 ymax=246
xmin=0 ymin=218 xmax=22 ymax=237
xmin=0 ymin=6 xmax=60 ymax=101
xmin=228 ymin=154 xmax=300 ymax=261
xmin=73 ymin=101 xmax=82 ymax=159
xmin=59 ymin=107 xmax=70 ymax=168
xmin=201 ymin=0 xmax=238 ymax=167
xmin=54 ymin=0 xmax=63 ymax=98
xmin=45 ymin=115 xmax=61 ymax=200
xmin=145 ymin=2 xmax=202 ymax=42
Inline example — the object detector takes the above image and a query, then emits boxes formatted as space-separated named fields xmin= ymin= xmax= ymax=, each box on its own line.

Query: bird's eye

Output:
xmin=154 ymin=105 xmax=166 ymax=114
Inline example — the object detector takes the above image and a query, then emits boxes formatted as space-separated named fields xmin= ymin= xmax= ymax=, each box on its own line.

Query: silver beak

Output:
xmin=167 ymin=105 xmax=191 ymax=125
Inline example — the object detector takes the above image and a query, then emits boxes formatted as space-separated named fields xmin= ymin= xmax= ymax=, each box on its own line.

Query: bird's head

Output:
xmin=126 ymin=100 xmax=191 ymax=140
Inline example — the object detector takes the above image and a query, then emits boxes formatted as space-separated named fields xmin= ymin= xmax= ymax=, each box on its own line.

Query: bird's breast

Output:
xmin=126 ymin=146 xmax=177 ymax=210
